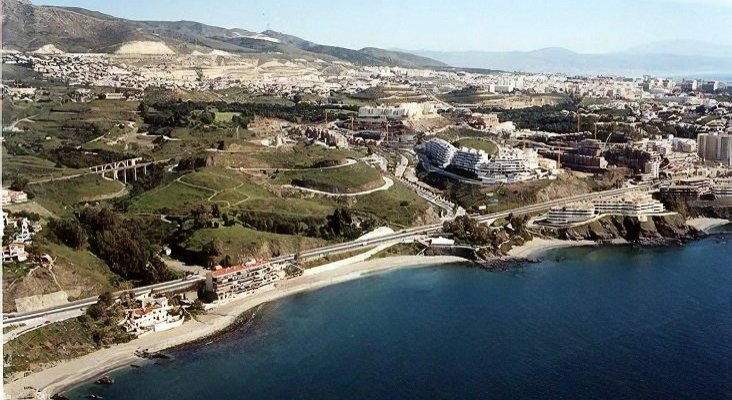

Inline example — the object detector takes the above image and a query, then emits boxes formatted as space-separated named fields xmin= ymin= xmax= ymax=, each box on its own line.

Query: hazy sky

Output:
xmin=34 ymin=0 xmax=732 ymax=53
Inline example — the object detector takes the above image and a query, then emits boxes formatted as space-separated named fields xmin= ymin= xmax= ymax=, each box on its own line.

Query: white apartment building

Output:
xmin=546 ymin=203 xmax=596 ymax=225
xmin=592 ymin=192 xmax=665 ymax=217
xmin=451 ymin=147 xmax=490 ymax=174
xmin=358 ymin=102 xmax=436 ymax=120
xmin=424 ymin=139 xmax=545 ymax=183
xmin=425 ymin=138 xmax=456 ymax=167
xmin=124 ymin=297 xmax=184 ymax=336
xmin=479 ymin=148 xmax=539 ymax=175
xmin=712 ymin=179 xmax=732 ymax=197
xmin=644 ymin=159 xmax=661 ymax=179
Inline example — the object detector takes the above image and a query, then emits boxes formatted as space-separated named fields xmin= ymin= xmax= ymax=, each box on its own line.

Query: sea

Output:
xmin=68 ymin=228 xmax=732 ymax=399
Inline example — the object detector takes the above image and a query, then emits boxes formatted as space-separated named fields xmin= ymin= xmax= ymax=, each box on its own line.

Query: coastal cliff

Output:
xmin=554 ymin=214 xmax=700 ymax=245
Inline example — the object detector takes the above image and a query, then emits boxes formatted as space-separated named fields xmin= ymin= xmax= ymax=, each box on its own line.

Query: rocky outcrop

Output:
xmin=556 ymin=214 xmax=700 ymax=245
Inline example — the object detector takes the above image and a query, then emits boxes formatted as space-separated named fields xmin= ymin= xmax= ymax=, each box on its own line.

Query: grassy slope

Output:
xmin=352 ymin=181 xmax=431 ymax=227
xmin=253 ymin=143 xmax=363 ymax=169
xmin=27 ymin=175 xmax=125 ymax=216
xmin=274 ymin=163 xmax=383 ymax=193
xmin=454 ymin=138 xmax=499 ymax=155
xmin=184 ymin=225 xmax=325 ymax=260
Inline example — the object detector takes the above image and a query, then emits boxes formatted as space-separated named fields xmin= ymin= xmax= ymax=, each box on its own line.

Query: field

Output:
xmin=351 ymin=182 xmax=432 ymax=227
xmin=131 ymin=167 xmax=274 ymax=213
xmin=2 ymin=150 xmax=84 ymax=182
xmin=131 ymin=180 xmax=212 ymax=214
xmin=454 ymin=138 xmax=499 ymax=155
xmin=26 ymin=175 xmax=126 ymax=216
xmin=214 ymin=111 xmax=240 ymax=123
xmin=274 ymin=162 xmax=384 ymax=193
xmin=435 ymin=127 xmax=489 ymax=142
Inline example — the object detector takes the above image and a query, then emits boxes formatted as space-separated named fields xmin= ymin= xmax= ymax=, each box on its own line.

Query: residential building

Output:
xmin=697 ymin=133 xmax=732 ymax=165
xmin=592 ymin=192 xmax=665 ymax=216
xmin=1 ymin=189 xmax=28 ymax=205
xmin=644 ymin=159 xmax=661 ymax=179
xmin=205 ymin=260 xmax=286 ymax=300
xmin=358 ymin=102 xmax=436 ymax=120
xmin=123 ymin=297 xmax=184 ymax=336
xmin=425 ymin=138 xmax=456 ymax=167
xmin=2 ymin=243 xmax=28 ymax=263
xmin=546 ymin=203 xmax=596 ymax=225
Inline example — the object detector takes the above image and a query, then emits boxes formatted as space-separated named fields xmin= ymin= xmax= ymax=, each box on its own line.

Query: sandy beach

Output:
xmin=4 ymin=255 xmax=468 ymax=398
xmin=507 ymin=238 xmax=599 ymax=260
xmin=686 ymin=217 xmax=730 ymax=232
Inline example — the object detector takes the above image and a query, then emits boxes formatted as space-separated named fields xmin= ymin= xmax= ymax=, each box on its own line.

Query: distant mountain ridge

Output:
xmin=1 ymin=0 xmax=447 ymax=68
xmin=407 ymin=44 xmax=732 ymax=77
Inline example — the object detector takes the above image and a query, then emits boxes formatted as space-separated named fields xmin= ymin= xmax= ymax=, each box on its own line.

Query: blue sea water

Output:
xmin=68 ymin=233 xmax=732 ymax=399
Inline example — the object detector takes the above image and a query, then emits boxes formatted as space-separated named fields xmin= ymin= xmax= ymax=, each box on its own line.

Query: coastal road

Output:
xmin=3 ymin=276 xmax=204 ymax=325
xmin=2 ymin=184 xmax=649 ymax=329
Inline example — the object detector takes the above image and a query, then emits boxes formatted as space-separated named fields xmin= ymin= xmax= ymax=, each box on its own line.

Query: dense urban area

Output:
xmin=2 ymin=1 xmax=732 ymax=398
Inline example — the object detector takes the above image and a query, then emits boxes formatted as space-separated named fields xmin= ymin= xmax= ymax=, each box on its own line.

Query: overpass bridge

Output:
xmin=89 ymin=157 xmax=172 ymax=183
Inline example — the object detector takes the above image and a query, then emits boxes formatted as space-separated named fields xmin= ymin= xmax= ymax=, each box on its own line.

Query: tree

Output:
xmin=9 ymin=177 xmax=28 ymax=191
xmin=202 ymin=239 xmax=224 ymax=267
xmin=137 ymin=101 xmax=149 ymax=118
xmin=192 ymin=204 xmax=212 ymax=229
xmin=49 ymin=218 xmax=87 ymax=249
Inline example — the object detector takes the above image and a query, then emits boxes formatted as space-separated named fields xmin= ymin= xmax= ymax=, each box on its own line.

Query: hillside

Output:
xmin=1 ymin=0 xmax=446 ymax=68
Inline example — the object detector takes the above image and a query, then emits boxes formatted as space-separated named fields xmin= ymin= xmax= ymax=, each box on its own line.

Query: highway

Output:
xmin=2 ymin=184 xmax=649 ymax=328
xmin=3 ymin=276 xmax=204 ymax=325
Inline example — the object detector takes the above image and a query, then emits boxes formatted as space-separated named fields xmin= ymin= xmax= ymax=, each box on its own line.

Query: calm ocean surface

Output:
xmin=68 ymin=231 xmax=732 ymax=399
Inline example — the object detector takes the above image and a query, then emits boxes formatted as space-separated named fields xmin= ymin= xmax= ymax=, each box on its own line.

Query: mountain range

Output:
xmin=3 ymin=0 xmax=731 ymax=78
xmin=1 ymin=0 xmax=446 ymax=68
xmin=408 ymin=42 xmax=732 ymax=78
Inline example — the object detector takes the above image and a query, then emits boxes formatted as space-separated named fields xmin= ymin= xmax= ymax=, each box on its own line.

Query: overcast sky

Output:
xmin=34 ymin=0 xmax=732 ymax=53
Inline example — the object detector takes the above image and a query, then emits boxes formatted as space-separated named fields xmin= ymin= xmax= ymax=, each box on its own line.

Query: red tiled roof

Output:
xmin=211 ymin=261 xmax=265 ymax=277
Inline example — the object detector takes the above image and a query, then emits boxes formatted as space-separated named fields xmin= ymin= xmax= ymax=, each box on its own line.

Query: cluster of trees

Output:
xmin=51 ymin=145 xmax=132 ymax=169
xmin=443 ymin=214 xmax=529 ymax=248
xmin=480 ymin=98 xmax=581 ymax=133
xmin=141 ymin=100 xmax=357 ymax=135
xmin=443 ymin=216 xmax=499 ymax=247
xmin=48 ymin=218 xmax=87 ymax=249
xmin=80 ymin=291 xmax=133 ymax=346
xmin=48 ymin=208 xmax=176 ymax=285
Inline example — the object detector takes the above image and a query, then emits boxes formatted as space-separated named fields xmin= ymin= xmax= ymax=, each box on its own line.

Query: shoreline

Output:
xmin=4 ymin=255 xmax=469 ymax=398
xmin=686 ymin=217 xmax=730 ymax=233
xmin=506 ymin=238 xmax=605 ymax=260
xmin=8 ymin=224 xmax=730 ymax=398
